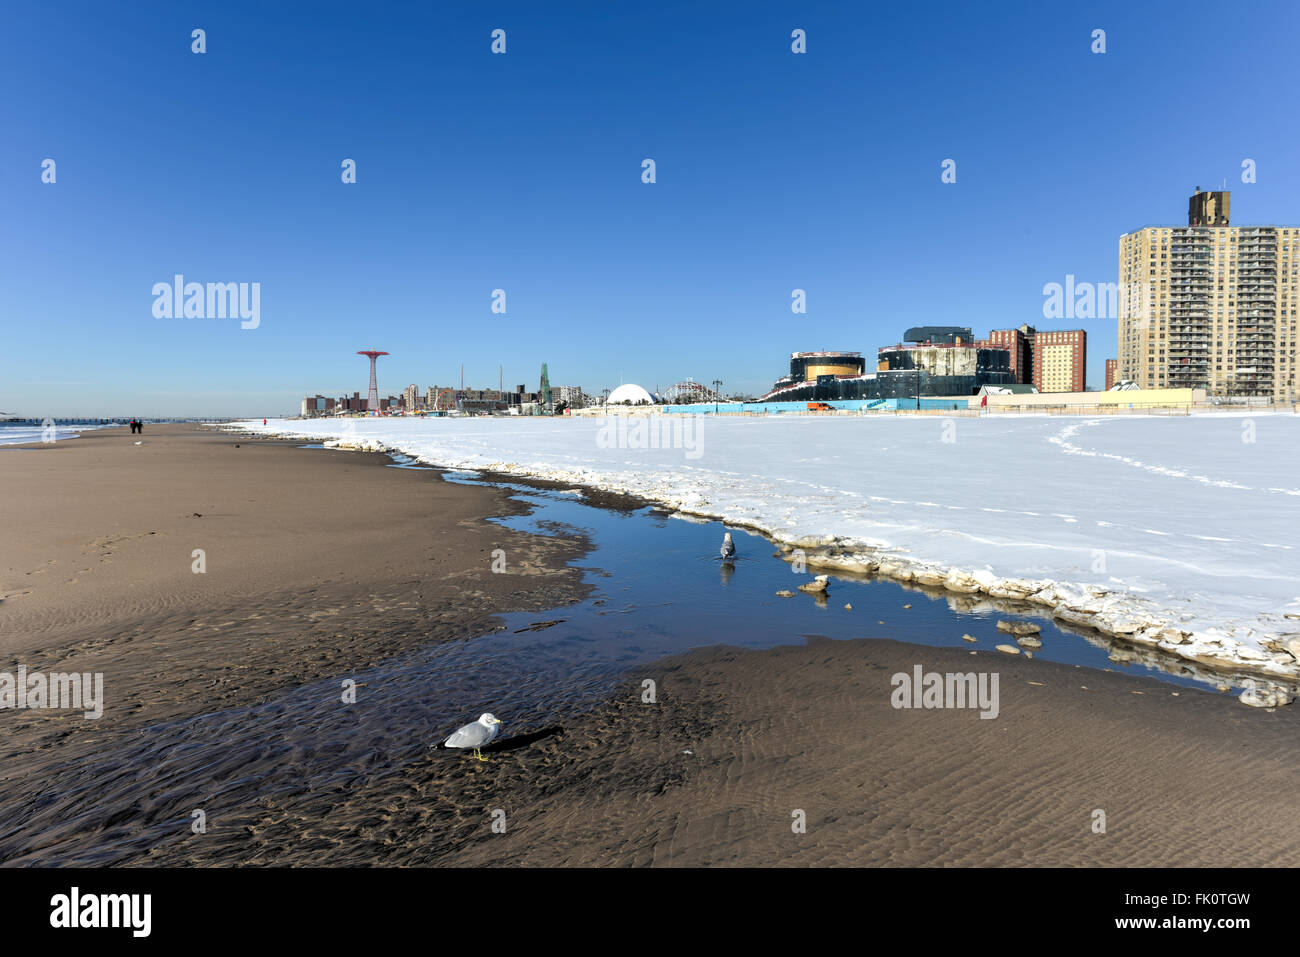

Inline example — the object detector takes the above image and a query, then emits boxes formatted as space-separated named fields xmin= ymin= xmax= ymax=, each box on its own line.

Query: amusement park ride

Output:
xmin=661 ymin=378 xmax=727 ymax=404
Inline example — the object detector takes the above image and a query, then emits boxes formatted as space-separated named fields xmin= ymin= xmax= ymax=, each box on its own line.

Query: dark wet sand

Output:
xmin=4 ymin=425 xmax=1299 ymax=867
xmin=0 ymin=425 xmax=589 ymax=741
xmin=255 ymin=637 xmax=1294 ymax=868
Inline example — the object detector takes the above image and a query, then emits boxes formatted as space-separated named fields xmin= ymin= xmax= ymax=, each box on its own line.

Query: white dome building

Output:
xmin=606 ymin=383 xmax=655 ymax=406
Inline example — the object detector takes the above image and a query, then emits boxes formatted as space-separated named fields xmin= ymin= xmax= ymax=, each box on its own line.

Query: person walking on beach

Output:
xmin=128 ymin=419 xmax=137 ymax=434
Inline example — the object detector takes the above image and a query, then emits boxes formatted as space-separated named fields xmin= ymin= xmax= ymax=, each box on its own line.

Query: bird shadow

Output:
xmin=484 ymin=725 xmax=565 ymax=753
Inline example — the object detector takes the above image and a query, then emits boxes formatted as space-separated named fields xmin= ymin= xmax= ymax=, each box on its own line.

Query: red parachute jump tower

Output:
xmin=357 ymin=350 xmax=389 ymax=412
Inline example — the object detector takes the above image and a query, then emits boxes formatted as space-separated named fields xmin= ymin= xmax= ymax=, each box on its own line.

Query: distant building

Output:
xmin=978 ymin=325 xmax=1085 ymax=392
xmin=761 ymin=352 xmax=862 ymax=399
xmin=425 ymin=386 xmax=459 ymax=410
xmin=1105 ymin=358 xmax=1118 ymax=391
xmin=876 ymin=337 xmax=1013 ymax=395
xmin=902 ymin=327 xmax=972 ymax=346
xmin=1032 ymin=329 xmax=1087 ymax=393
xmin=1120 ymin=188 xmax=1298 ymax=399
xmin=300 ymin=395 xmax=336 ymax=417
xmin=301 ymin=390 xmax=408 ymax=414
xmin=438 ymin=384 xmax=547 ymax=413
xmin=795 ymin=352 xmax=867 ymax=378
xmin=456 ymin=388 xmax=508 ymax=413
xmin=508 ymin=385 xmax=543 ymax=409
xmin=403 ymin=384 xmax=419 ymax=412
xmin=979 ymin=325 xmax=1035 ymax=384
xmin=554 ymin=385 xmax=588 ymax=409
xmin=761 ymin=340 xmax=1011 ymax=402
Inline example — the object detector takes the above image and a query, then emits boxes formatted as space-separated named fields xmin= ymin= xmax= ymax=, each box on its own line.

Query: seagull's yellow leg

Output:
xmin=474 ymin=747 xmax=489 ymax=762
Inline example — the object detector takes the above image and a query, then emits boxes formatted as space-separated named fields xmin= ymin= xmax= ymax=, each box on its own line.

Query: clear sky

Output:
xmin=4 ymin=0 xmax=1299 ymax=416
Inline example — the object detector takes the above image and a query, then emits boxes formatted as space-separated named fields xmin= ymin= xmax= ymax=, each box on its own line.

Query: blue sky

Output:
xmin=4 ymin=0 xmax=1299 ymax=416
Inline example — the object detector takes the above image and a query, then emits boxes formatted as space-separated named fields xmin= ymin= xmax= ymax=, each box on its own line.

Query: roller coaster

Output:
xmin=661 ymin=378 xmax=727 ymax=404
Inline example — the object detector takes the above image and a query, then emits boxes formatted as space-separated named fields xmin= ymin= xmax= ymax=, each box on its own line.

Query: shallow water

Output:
xmin=0 ymin=452 xmax=1217 ymax=865
xmin=446 ymin=469 xmax=1212 ymax=690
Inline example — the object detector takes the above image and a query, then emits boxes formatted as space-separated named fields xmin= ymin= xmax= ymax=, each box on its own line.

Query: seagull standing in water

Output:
xmin=720 ymin=531 xmax=736 ymax=561
xmin=442 ymin=713 xmax=503 ymax=761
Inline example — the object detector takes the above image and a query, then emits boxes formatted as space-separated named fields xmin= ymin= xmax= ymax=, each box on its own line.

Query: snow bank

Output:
xmin=226 ymin=413 xmax=1300 ymax=696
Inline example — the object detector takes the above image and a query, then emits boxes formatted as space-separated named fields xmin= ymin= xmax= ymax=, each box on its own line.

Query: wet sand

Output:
xmin=267 ymin=638 xmax=1296 ymax=868
xmin=0 ymin=425 xmax=589 ymax=741
xmin=3 ymin=425 xmax=1298 ymax=866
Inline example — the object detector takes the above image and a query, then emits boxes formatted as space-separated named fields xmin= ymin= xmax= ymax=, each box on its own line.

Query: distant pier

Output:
xmin=1 ymin=417 xmax=221 ymax=426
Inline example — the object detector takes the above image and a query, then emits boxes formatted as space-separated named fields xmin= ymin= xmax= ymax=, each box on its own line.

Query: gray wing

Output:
xmin=444 ymin=721 xmax=492 ymax=748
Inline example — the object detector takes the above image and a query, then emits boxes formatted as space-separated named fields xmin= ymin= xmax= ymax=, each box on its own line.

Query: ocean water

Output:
xmin=0 ymin=423 xmax=122 ymax=446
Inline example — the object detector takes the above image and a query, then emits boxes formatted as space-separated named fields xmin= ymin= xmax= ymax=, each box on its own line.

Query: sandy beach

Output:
xmin=126 ymin=635 xmax=1300 ymax=868
xmin=2 ymin=425 xmax=1298 ymax=867
xmin=0 ymin=426 xmax=589 ymax=854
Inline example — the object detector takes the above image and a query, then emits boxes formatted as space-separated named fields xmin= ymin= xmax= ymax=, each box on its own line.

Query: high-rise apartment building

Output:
xmin=1119 ymin=189 xmax=1299 ymax=399
xmin=1104 ymin=359 xmax=1117 ymax=390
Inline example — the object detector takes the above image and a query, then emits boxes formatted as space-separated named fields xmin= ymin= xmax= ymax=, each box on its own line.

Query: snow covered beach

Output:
xmin=229 ymin=413 xmax=1300 ymax=695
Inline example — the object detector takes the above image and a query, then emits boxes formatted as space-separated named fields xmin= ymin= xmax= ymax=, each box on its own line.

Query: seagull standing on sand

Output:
xmin=442 ymin=713 xmax=503 ymax=761
xmin=720 ymin=531 xmax=736 ymax=561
